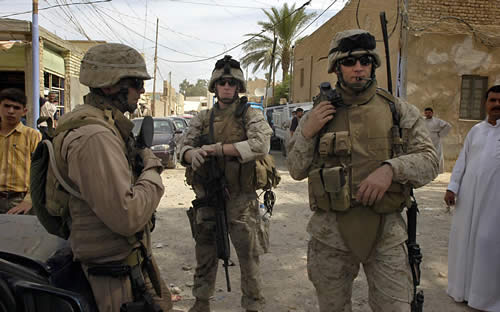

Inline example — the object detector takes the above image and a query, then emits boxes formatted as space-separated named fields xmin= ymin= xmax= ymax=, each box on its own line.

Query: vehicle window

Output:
xmin=173 ymin=120 xmax=186 ymax=129
xmin=154 ymin=120 xmax=173 ymax=133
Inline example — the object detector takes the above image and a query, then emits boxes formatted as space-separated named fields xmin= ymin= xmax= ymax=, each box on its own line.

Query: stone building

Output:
xmin=292 ymin=0 xmax=500 ymax=171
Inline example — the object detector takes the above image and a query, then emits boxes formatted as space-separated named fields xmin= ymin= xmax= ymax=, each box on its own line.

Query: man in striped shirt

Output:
xmin=0 ymin=88 xmax=41 ymax=214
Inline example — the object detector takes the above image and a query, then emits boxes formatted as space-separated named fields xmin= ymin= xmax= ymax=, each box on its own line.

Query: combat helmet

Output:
xmin=327 ymin=29 xmax=381 ymax=73
xmin=80 ymin=43 xmax=151 ymax=88
xmin=208 ymin=55 xmax=246 ymax=93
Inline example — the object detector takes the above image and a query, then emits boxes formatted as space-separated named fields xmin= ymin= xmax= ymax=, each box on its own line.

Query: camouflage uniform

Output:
xmin=50 ymin=43 xmax=173 ymax=312
xmin=179 ymin=56 xmax=273 ymax=312
xmin=287 ymin=30 xmax=438 ymax=312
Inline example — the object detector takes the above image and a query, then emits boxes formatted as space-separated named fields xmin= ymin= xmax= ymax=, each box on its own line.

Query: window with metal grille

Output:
xmin=460 ymin=75 xmax=487 ymax=120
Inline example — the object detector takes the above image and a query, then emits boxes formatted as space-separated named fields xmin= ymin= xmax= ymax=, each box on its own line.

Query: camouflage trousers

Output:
xmin=307 ymin=237 xmax=412 ymax=312
xmin=82 ymin=256 xmax=173 ymax=312
xmin=191 ymin=193 xmax=267 ymax=311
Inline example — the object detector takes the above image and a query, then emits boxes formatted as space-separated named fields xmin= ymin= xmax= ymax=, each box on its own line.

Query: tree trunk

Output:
xmin=281 ymin=45 xmax=290 ymax=80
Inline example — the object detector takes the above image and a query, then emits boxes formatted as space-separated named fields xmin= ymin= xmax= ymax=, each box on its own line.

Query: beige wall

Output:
xmin=292 ymin=0 xmax=400 ymax=103
xmin=406 ymin=0 xmax=500 ymax=171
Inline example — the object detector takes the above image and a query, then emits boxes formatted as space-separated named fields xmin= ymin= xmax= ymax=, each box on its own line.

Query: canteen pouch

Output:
xmin=322 ymin=166 xmax=350 ymax=212
xmin=308 ymin=168 xmax=330 ymax=211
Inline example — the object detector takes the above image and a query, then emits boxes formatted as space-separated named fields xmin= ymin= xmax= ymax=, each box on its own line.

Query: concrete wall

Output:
xmin=292 ymin=0 xmax=400 ymax=103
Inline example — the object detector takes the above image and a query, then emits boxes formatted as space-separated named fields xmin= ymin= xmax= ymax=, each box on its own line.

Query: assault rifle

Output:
xmin=191 ymin=154 xmax=232 ymax=292
xmin=380 ymin=11 xmax=424 ymax=312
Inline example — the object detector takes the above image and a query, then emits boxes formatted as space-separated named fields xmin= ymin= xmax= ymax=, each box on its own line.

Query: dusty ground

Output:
xmin=152 ymin=151 xmax=476 ymax=312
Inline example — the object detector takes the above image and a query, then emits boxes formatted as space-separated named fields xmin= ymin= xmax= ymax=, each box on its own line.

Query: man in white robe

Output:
xmin=424 ymin=107 xmax=451 ymax=173
xmin=444 ymin=85 xmax=500 ymax=312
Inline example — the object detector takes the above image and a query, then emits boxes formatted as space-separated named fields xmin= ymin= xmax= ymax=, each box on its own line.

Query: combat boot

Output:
xmin=188 ymin=299 xmax=210 ymax=312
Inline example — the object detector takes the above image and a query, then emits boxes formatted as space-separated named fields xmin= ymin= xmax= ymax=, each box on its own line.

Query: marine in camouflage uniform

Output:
xmin=179 ymin=56 xmax=272 ymax=312
xmin=286 ymin=30 xmax=438 ymax=312
xmin=50 ymin=43 xmax=175 ymax=312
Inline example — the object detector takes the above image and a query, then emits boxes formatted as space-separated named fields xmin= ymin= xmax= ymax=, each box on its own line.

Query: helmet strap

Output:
xmin=335 ymin=62 xmax=376 ymax=93
xmin=215 ymin=85 xmax=240 ymax=105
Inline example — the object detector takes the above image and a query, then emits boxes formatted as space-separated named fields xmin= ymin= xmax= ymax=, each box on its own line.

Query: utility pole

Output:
xmin=152 ymin=18 xmax=159 ymax=116
xmin=167 ymin=71 xmax=172 ymax=115
xmin=31 ymin=0 xmax=40 ymax=128
xmin=398 ymin=0 xmax=409 ymax=100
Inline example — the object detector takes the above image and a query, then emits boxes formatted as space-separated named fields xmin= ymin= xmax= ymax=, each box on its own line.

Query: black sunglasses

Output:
xmin=216 ymin=78 xmax=238 ymax=87
xmin=339 ymin=55 xmax=374 ymax=67
xmin=125 ymin=78 xmax=144 ymax=90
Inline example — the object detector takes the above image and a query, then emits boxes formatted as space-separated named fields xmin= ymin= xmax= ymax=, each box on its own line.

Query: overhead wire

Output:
xmin=356 ymin=0 xmax=400 ymax=38
xmin=293 ymin=0 xmax=338 ymax=40
xmin=92 ymin=5 xmax=210 ymax=58
xmin=69 ymin=0 xmax=125 ymax=43
xmin=158 ymin=0 xmax=270 ymax=10
xmin=0 ymin=0 xmax=111 ymax=18
xmin=157 ymin=0 xmax=313 ymax=63
xmin=97 ymin=6 xmax=227 ymax=48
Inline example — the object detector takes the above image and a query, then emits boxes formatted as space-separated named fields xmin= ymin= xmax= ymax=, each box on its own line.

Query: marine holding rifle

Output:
xmin=179 ymin=55 xmax=272 ymax=312
xmin=42 ymin=43 xmax=174 ymax=312
xmin=286 ymin=29 xmax=438 ymax=312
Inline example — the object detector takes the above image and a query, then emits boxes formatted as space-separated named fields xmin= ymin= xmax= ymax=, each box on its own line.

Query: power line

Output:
xmin=157 ymin=0 xmax=313 ymax=63
xmin=98 ymin=6 xmax=226 ymax=48
xmin=0 ymin=0 xmax=111 ymax=18
xmin=92 ymin=5 xmax=210 ymax=58
xmin=160 ymin=0 xmax=270 ymax=10
xmin=293 ymin=0 xmax=338 ymax=40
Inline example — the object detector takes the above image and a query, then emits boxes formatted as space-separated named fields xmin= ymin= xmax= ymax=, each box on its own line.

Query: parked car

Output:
xmin=168 ymin=116 xmax=189 ymax=135
xmin=132 ymin=117 xmax=180 ymax=169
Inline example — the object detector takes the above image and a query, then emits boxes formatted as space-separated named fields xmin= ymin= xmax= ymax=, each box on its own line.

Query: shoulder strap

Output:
xmin=43 ymin=139 xmax=84 ymax=200
xmin=234 ymin=96 xmax=250 ymax=132
xmin=376 ymin=88 xmax=400 ymax=128
xmin=376 ymin=88 xmax=404 ymax=156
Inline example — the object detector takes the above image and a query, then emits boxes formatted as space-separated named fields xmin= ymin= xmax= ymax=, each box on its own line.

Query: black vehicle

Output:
xmin=132 ymin=117 xmax=181 ymax=169
xmin=0 ymin=215 xmax=98 ymax=312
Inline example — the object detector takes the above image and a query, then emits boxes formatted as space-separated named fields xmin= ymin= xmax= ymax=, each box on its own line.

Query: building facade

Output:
xmin=0 ymin=18 xmax=104 ymax=126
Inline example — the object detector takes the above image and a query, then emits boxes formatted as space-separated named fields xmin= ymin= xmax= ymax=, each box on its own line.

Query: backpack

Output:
xmin=31 ymin=116 xmax=113 ymax=239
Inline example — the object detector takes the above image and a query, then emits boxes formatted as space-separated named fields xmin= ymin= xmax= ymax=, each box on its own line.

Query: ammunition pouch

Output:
xmin=308 ymin=167 xmax=350 ymax=212
xmin=370 ymin=182 xmax=410 ymax=214
xmin=319 ymin=131 xmax=351 ymax=157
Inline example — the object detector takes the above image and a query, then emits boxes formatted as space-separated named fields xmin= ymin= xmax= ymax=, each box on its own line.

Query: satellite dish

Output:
xmin=254 ymin=88 xmax=265 ymax=96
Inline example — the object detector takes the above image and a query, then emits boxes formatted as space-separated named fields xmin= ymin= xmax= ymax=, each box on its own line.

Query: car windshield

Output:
xmin=154 ymin=120 xmax=173 ymax=134
xmin=173 ymin=119 xmax=186 ymax=130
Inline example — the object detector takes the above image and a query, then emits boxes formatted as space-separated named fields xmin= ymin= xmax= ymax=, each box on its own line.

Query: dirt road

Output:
xmin=152 ymin=151 xmax=474 ymax=312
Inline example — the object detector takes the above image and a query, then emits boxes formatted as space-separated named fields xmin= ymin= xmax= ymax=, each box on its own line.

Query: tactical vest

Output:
xmin=307 ymin=82 xmax=410 ymax=261
xmin=49 ymin=101 xmax=142 ymax=264
xmin=192 ymin=99 xmax=256 ymax=194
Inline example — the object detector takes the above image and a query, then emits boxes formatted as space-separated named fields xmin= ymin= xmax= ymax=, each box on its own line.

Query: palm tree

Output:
xmin=241 ymin=3 xmax=316 ymax=80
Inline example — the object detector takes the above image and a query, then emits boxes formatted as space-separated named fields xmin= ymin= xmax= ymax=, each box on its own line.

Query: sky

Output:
xmin=0 ymin=0 xmax=349 ymax=94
